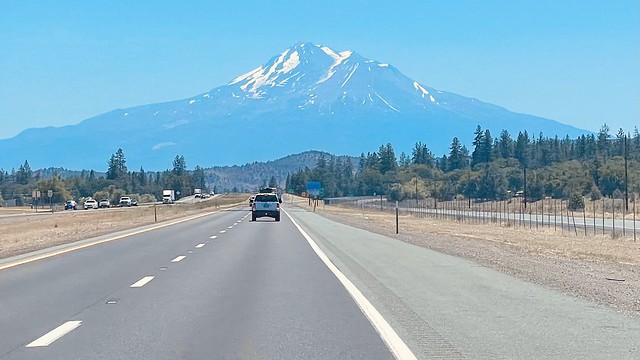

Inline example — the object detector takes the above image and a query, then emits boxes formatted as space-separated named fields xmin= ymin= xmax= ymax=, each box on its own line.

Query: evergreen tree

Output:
xmin=448 ymin=137 xmax=467 ymax=171
xmin=378 ymin=143 xmax=398 ymax=174
xmin=172 ymin=155 xmax=187 ymax=176
xmin=411 ymin=142 xmax=434 ymax=166
xmin=16 ymin=160 xmax=32 ymax=185
xmin=514 ymin=131 xmax=530 ymax=167
xmin=498 ymin=130 xmax=513 ymax=159
xmin=107 ymin=148 xmax=127 ymax=180
xmin=596 ymin=123 xmax=610 ymax=160
xmin=471 ymin=125 xmax=485 ymax=166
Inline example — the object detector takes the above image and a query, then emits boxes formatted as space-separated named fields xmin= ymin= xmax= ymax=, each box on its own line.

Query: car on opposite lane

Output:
xmin=83 ymin=198 xmax=98 ymax=210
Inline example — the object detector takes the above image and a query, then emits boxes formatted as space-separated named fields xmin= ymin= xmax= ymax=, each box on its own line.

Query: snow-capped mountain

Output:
xmin=0 ymin=42 xmax=587 ymax=171
xmin=218 ymin=42 xmax=437 ymax=113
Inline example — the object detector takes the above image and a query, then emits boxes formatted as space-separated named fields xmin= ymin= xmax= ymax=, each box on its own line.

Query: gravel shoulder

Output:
xmin=298 ymin=199 xmax=640 ymax=317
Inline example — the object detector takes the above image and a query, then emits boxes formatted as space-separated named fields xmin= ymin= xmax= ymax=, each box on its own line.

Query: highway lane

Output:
xmin=0 ymin=206 xmax=394 ymax=359
xmin=286 ymin=205 xmax=640 ymax=359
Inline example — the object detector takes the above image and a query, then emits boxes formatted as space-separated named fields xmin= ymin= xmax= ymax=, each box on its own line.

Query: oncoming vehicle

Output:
xmin=119 ymin=196 xmax=132 ymax=207
xmin=64 ymin=200 xmax=77 ymax=210
xmin=83 ymin=198 xmax=98 ymax=210
xmin=99 ymin=199 xmax=110 ymax=208
xmin=251 ymin=193 xmax=281 ymax=222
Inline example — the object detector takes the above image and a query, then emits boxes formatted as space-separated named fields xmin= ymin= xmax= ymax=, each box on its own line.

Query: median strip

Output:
xmin=25 ymin=321 xmax=82 ymax=347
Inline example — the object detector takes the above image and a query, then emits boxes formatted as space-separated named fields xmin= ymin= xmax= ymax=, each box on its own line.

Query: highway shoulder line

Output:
xmin=0 ymin=209 xmax=224 ymax=271
xmin=284 ymin=209 xmax=417 ymax=360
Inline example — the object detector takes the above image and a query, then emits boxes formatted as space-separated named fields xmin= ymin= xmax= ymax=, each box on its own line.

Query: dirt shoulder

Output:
xmin=296 ymin=199 xmax=640 ymax=317
xmin=0 ymin=194 xmax=249 ymax=260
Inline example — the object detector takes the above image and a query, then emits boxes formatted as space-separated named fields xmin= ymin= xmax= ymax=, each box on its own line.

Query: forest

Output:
xmin=2 ymin=124 xmax=639 ymax=208
xmin=0 ymin=149 xmax=208 ymax=206
xmin=286 ymin=124 xmax=640 ymax=206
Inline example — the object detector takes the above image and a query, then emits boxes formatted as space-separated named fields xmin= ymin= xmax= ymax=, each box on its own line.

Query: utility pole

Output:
xmin=523 ymin=165 xmax=527 ymax=209
xmin=415 ymin=177 xmax=418 ymax=207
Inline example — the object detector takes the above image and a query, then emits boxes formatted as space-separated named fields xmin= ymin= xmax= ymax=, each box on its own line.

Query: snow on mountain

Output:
xmin=204 ymin=41 xmax=438 ymax=114
xmin=0 ymin=41 xmax=588 ymax=171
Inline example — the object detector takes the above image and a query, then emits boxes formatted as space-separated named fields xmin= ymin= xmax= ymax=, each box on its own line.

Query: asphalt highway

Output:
xmin=0 ymin=206 xmax=393 ymax=359
xmin=2 ymin=203 xmax=640 ymax=359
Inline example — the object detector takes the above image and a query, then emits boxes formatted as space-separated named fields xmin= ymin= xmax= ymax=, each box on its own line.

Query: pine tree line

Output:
xmin=287 ymin=124 xmax=640 ymax=202
xmin=0 ymin=149 xmax=208 ymax=205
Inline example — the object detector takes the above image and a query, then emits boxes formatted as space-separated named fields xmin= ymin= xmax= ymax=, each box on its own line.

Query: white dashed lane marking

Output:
xmin=171 ymin=256 xmax=186 ymax=263
xmin=25 ymin=321 xmax=82 ymax=348
xmin=195 ymin=243 xmax=205 ymax=248
xmin=220 ymin=230 xmax=226 ymax=234
xmin=130 ymin=276 xmax=154 ymax=288
xmin=210 ymin=235 xmax=218 ymax=239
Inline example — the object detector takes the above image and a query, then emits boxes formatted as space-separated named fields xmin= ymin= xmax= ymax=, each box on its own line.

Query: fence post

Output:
xmin=602 ymin=198 xmax=605 ymax=236
xmin=623 ymin=199 xmax=626 ymax=237
xmin=560 ymin=200 xmax=564 ymax=234
xmin=613 ymin=198 xmax=616 ymax=238
xmin=554 ymin=199 xmax=557 ymax=232
xmin=395 ymin=201 xmax=399 ymax=234
xmin=583 ymin=207 xmax=587 ymax=236
xmin=593 ymin=200 xmax=596 ymax=236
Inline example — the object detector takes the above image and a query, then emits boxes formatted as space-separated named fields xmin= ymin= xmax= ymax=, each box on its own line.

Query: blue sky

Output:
xmin=1 ymin=0 xmax=638 ymax=139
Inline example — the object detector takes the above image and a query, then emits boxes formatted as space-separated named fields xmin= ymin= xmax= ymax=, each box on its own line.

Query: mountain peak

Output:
xmin=223 ymin=41 xmax=431 ymax=111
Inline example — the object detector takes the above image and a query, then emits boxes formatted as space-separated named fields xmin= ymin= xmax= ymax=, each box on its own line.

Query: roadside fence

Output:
xmin=328 ymin=196 xmax=639 ymax=241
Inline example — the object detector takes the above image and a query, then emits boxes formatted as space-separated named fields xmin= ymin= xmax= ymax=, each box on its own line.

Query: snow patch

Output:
xmin=375 ymin=93 xmax=399 ymax=112
xmin=317 ymin=50 xmax=352 ymax=84
xmin=430 ymin=95 xmax=436 ymax=103
xmin=280 ymin=51 xmax=300 ymax=73
xmin=189 ymin=99 xmax=196 ymax=104
xmin=124 ymin=112 xmax=129 ymax=116
xmin=413 ymin=81 xmax=429 ymax=98
xmin=341 ymin=63 xmax=359 ymax=87
xmin=152 ymin=142 xmax=176 ymax=151
xmin=229 ymin=66 xmax=263 ymax=85
xmin=163 ymin=119 xmax=189 ymax=129
xmin=203 ymin=93 xmax=210 ymax=98
xmin=378 ymin=63 xmax=389 ymax=68
xmin=152 ymin=111 xmax=159 ymax=116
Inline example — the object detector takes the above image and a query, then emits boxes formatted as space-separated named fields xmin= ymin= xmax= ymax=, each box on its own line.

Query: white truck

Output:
xmin=194 ymin=188 xmax=202 ymax=198
xmin=162 ymin=189 xmax=175 ymax=204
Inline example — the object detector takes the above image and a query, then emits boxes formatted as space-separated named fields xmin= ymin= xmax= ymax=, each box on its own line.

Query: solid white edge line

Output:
xmin=171 ymin=256 xmax=186 ymax=263
xmin=195 ymin=243 xmax=205 ymax=248
xmin=25 ymin=320 xmax=82 ymax=347
xmin=284 ymin=210 xmax=417 ymax=360
xmin=130 ymin=276 xmax=154 ymax=288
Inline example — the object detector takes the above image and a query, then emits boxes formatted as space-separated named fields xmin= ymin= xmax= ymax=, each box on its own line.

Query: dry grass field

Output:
xmin=0 ymin=194 xmax=249 ymax=259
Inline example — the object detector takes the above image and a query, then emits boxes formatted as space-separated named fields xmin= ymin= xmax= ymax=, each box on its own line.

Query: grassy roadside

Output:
xmin=0 ymin=194 xmax=250 ymax=260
